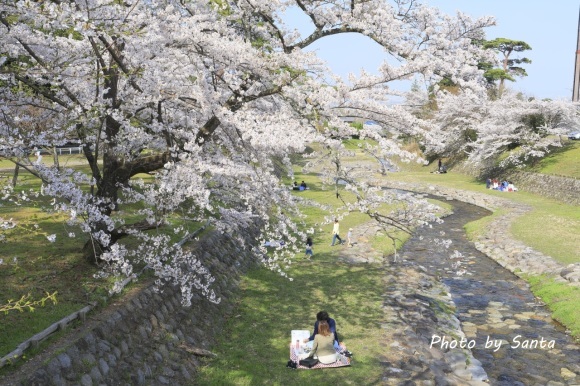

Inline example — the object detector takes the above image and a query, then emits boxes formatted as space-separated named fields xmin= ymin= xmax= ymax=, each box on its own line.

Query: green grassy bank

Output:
xmin=196 ymin=167 xmax=398 ymax=384
xmin=390 ymin=154 xmax=580 ymax=342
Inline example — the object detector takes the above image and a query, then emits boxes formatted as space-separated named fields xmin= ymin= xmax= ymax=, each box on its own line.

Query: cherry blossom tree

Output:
xmin=0 ymin=0 xmax=497 ymax=304
xmin=421 ymin=88 xmax=580 ymax=169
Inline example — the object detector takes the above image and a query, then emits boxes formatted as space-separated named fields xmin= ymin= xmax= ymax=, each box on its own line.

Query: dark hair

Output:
xmin=318 ymin=320 xmax=331 ymax=337
xmin=316 ymin=311 xmax=329 ymax=321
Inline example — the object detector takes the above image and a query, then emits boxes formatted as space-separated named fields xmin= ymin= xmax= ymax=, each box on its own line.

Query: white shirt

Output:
xmin=333 ymin=222 xmax=340 ymax=235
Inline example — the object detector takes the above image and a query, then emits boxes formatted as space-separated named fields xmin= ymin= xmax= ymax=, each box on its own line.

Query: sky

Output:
xmin=286 ymin=1 xmax=580 ymax=101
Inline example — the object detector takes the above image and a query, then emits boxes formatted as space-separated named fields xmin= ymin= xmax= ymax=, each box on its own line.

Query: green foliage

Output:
xmin=437 ymin=77 xmax=458 ymax=88
xmin=463 ymin=128 xmax=478 ymax=143
xmin=483 ymin=38 xmax=532 ymax=56
xmin=520 ymin=112 xmax=546 ymax=135
xmin=52 ymin=27 xmax=83 ymax=41
xmin=0 ymin=292 xmax=58 ymax=315
xmin=479 ymin=37 xmax=532 ymax=96
xmin=350 ymin=121 xmax=363 ymax=131
xmin=278 ymin=65 xmax=306 ymax=79
xmin=209 ymin=0 xmax=232 ymax=16
xmin=483 ymin=68 xmax=514 ymax=83
xmin=251 ymin=36 xmax=270 ymax=50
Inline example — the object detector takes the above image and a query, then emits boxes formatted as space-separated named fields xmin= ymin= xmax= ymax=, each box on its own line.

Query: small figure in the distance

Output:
xmin=305 ymin=237 xmax=314 ymax=259
xmin=331 ymin=219 xmax=343 ymax=246
xmin=347 ymin=228 xmax=353 ymax=247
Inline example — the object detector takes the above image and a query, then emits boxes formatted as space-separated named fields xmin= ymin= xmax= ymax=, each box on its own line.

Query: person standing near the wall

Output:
xmin=331 ymin=219 xmax=343 ymax=246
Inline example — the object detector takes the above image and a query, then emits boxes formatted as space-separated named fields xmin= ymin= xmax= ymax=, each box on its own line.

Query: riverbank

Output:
xmin=393 ymin=197 xmax=579 ymax=384
xmin=339 ymin=195 xmax=580 ymax=384
xmin=371 ymin=178 xmax=580 ymax=340
xmin=372 ymin=178 xmax=579 ymax=282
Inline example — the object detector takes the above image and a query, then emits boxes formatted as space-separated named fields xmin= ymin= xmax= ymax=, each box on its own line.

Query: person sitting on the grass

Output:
xmin=303 ymin=311 xmax=342 ymax=349
xmin=302 ymin=320 xmax=340 ymax=364
xmin=292 ymin=181 xmax=300 ymax=190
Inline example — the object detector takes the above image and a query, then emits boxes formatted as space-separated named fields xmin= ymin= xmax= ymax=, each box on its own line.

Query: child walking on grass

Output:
xmin=305 ymin=237 xmax=314 ymax=258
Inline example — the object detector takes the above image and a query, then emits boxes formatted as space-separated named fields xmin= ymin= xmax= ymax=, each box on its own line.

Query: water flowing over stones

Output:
xmin=354 ymin=195 xmax=580 ymax=385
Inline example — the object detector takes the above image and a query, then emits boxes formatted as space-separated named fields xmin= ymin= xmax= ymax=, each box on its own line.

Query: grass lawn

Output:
xmin=526 ymin=275 xmax=580 ymax=339
xmin=196 ymin=193 xmax=392 ymax=384
xmin=0 ymin=201 xmax=103 ymax=360
xmin=195 ymin=152 xmax=452 ymax=385
xmin=0 ymin=153 xmax=88 ymax=171
xmin=0 ymin=165 xmax=196 ymax=364
xmin=528 ymin=140 xmax=580 ymax=179
xmin=196 ymin=257 xmax=387 ymax=385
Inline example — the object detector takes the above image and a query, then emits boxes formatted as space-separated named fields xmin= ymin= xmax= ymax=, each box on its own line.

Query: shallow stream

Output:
xmin=399 ymin=197 xmax=580 ymax=385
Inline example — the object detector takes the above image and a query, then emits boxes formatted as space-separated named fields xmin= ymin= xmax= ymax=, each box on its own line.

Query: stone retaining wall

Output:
xmin=506 ymin=171 xmax=580 ymax=206
xmin=7 ymin=227 xmax=260 ymax=386
xmin=455 ymin=162 xmax=580 ymax=206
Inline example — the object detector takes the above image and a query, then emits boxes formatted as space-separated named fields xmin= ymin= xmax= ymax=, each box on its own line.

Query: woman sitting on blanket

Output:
xmin=303 ymin=320 xmax=340 ymax=364
xmin=303 ymin=311 xmax=340 ymax=348
xmin=303 ymin=310 xmax=350 ymax=354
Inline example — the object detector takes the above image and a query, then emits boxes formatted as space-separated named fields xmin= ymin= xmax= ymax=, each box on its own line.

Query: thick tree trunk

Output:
xmin=81 ymin=35 xmax=177 ymax=263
